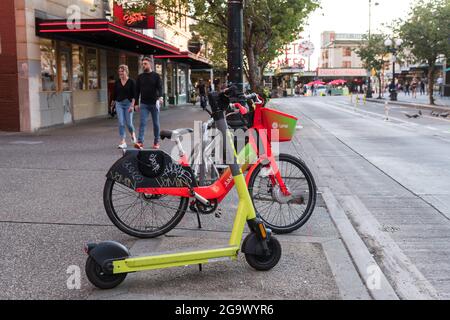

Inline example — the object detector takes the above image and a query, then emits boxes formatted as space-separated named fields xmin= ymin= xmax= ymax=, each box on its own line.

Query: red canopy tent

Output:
xmin=328 ymin=79 xmax=347 ymax=86
xmin=306 ymin=80 xmax=325 ymax=86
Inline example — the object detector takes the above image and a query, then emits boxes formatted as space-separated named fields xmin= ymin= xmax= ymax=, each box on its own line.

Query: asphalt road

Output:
xmin=274 ymin=96 xmax=450 ymax=299
xmin=0 ymin=104 xmax=368 ymax=300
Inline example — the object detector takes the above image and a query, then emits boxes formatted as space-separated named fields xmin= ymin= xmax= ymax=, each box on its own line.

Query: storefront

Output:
xmin=317 ymin=68 xmax=367 ymax=93
xmin=1 ymin=1 xmax=212 ymax=132
xmin=154 ymin=52 xmax=213 ymax=105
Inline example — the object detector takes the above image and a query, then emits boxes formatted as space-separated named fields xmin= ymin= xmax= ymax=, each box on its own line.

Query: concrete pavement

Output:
xmin=275 ymin=95 xmax=450 ymax=299
xmin=0 ymin=103 xmax=369 ymax=300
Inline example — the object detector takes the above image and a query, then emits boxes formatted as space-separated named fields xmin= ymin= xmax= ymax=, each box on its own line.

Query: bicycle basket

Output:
xmin=137 ymin=151 xmax=166 ymax=178
xmin=261 ymin=108 xmax=298 ymax=142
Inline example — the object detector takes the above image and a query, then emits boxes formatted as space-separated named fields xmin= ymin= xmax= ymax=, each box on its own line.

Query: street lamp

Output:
xmin=366 ymin=0 xmax=379 ymax=99
xmin=384 ymin=38 xmax=403 ymax=101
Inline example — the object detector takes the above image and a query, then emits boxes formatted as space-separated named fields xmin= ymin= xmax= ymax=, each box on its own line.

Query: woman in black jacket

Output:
xmin=111 ymin=65 xmax=137 ymax=149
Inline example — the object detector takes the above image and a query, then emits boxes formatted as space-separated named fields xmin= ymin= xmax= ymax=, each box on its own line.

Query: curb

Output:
xmin=321 ymin=188 xmax=399 ymax=300
xmin=341 ymin=196 xmax=440 ymax=300
xmin=367 ymin=98 xmax=450 ymax=113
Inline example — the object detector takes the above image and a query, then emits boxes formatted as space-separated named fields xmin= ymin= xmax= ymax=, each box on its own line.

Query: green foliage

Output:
xmin=354 ymin=33 xmax=388 ymax=74
xmin=159 ymin=0 xmax=320 ymax=90
xmin=107 ymin=0 xmax=319 ymax=90
xmin=396 ymin=0 xmax=450 ymax=67
xmin=395 ymin=0 xmax=450 ymax=104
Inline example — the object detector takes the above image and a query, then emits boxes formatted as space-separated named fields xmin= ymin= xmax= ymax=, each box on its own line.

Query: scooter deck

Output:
xmin=113 ymin=246 xmax=240 ymax=274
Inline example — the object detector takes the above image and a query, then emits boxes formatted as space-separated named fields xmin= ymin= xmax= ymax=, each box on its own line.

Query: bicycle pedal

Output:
xmin=189 ymin=202 xmax=198 ymax=213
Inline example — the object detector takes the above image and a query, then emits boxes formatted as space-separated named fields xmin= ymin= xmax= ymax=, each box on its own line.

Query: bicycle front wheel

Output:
xmin=248 ymin=154 xmax=317 ymax=234
xmin=104 ymin=179 xmax=189 ymax=238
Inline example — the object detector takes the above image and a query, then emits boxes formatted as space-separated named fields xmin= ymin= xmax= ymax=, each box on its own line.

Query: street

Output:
xmin=279 ymin=95 xmax=450 ymax=299
xmin=1 ymin=96 xmax=449 ymax=300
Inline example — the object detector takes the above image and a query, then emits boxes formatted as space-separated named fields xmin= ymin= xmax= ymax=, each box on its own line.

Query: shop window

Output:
xmin=343 ymin=47 xmax=352 ymax=57
xmin=342 ymin=61 xmax=352 ymax=68
xmin=40 ymin=39 xmax=57 ymax=91
xmin=155 ymin=61 xmax=163 ymax=77
xmin=86 ymin=47 xmax=99 ymax=89
xmin=59 ymin=42 xmax=71 ymax=91
xmin=72 ymin=45 xmax=85 ymax=90
xmin=178 ymin=67 xmax=186 ymax=95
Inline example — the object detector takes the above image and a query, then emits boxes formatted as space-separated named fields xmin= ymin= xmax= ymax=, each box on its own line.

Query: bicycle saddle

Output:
xmin=160 ymin=128 xmax=193 ymax=140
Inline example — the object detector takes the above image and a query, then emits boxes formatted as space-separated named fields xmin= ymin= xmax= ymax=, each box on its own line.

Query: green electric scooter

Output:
xmin=84 ymin=89 xmax=282 ymax=289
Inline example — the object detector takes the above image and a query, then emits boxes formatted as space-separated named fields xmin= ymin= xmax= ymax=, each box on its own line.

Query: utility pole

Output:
xmin=366 ymin=0 xmax=374 ymax=99
xmin=227 ymin=0 xmax=244 ymax=93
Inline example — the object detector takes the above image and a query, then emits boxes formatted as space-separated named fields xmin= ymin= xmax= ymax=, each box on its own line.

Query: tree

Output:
xmin=100 ymin=1 xmax=319 ymax=91
xmin=159 ymin=0 xmax=320 ymax=92
xmin=354 ymin=33 xmax=388 ymax=99
xmin=396 ymin=0 xmax=450 ymax=105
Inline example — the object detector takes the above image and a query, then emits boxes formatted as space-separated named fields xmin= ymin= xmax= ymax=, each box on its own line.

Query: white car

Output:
xmin=311 ymin=85 xmax=328 ymax=96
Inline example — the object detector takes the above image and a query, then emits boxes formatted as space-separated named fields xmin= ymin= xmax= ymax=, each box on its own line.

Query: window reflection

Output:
xmin=72 ymin=45 xmax=85 ymax=90
xmin=40 ymin=39 xmax=57 ymax=91
xmin=86 ymin=48 xmax=99 ymax=89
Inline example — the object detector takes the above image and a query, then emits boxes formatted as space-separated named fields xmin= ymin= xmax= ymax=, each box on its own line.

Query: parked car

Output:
xmin=316 ymin=85 xmax=328 ymax=96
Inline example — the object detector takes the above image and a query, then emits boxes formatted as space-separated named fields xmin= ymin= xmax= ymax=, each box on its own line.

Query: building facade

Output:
xmin=319 ymin=31 xmax=365 ymax=70
xmin=0 ymin=0 xmax=211 ymax=132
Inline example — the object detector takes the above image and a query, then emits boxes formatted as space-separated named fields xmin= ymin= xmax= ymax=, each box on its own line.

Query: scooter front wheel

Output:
xmin=85 ymin=257 xmax=127 ymax=289
xmin=244 ymin=236 xmax=282 ymax=271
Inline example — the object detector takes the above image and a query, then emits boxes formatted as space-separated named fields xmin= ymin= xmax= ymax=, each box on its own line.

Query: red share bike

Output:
xmin=104 ymin=90 xmax=317 ymax=238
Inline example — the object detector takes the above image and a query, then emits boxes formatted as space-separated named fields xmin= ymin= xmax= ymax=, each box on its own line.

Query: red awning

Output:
xmin=154 ymin=51 xmax=213 ymax=70
xmin=36 ymin=19 xmax=180 ymax=55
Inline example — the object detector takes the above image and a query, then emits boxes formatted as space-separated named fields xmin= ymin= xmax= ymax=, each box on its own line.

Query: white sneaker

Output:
xmin=131 ymin=136 xmax=137 ymax=144
xmin=117 ymin=143 xmax=127 ymax=149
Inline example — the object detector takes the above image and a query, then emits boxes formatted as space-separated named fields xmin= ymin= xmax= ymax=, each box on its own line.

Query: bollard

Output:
xmin=384 ymin=101 xmax=390 ymax=121
xmin=350 ymin=93 xmax=353 ymax=103
xmin=363 ymin=95 xmax=366 ymax=105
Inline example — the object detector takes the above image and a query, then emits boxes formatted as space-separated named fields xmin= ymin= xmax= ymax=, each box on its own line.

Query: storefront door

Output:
xmin=166 ymin=63 xmax=176 ymax=105
xmin=59 ymin=43 xmax=73 ymax=124
xmin=178 ymin=66 xmax=187 ymax=104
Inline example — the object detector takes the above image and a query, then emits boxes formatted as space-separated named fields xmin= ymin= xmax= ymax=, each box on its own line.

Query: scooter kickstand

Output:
xmin=196 ymin=211 xmax=202 ymax=229
xmin=198 ymin=264 xmax=203 ymax=272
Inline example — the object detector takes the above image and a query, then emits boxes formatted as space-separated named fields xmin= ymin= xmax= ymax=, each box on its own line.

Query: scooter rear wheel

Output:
xmin=244 ymin=236 xmax=282 ymax=271
xmin=85 ymin=256 xmax=127 ymax=289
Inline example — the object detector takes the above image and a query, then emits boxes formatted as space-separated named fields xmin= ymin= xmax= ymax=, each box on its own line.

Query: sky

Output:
xmin=301 ymin=0 xmax=417 ymax=70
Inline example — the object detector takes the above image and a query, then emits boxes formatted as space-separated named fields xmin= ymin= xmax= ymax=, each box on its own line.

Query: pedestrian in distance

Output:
xmin=420 ymin=80 xmax=426 ymax=95
xmin=437 ymin=75 xmax=444 ymax=97
xmin=197 ymin=79 xmax=208 ymax=110
xmin=411 ymin=78 xmax=418 ymax=99
xmin=405 ymin=81 xmax=410 ymax=96
xmin=134 ymin=57 xmax=164 ymax=150
xmin=108 ymin=75 xmax=117 ymax=118
xmin=111 ymin=65 xmax=137 ymax=149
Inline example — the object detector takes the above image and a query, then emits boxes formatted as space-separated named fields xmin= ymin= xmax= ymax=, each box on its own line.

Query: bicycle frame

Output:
xmin=135 ymin=101 xmax=292 ymax=202
xmin=105 ymin=127 xmax=260 ymax=274
xmin=86 ymin=91 xmax=282 ymax=288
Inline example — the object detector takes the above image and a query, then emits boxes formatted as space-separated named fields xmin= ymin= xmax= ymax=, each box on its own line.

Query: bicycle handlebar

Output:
xmin=242 ymin=93 xmax=263 ymax=105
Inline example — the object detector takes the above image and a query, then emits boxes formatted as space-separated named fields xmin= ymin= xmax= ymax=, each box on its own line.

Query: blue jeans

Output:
xmin=138 ymin=103 xmax=160 ymax=144
xmin=116 ymin=99 xmax=135 ymax=139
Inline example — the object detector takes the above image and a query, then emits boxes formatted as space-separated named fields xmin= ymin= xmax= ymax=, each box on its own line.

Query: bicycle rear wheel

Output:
xmin=104 ymin=179 xmax=189 ymax=238
xmin=248 ymin=153 xmax=317 ymax=234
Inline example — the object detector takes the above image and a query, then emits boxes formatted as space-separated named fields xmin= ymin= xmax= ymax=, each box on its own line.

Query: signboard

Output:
xmin=317 ymin=68 xmax=367 ymax=77
xmin=268 ymin=43 xmax=308 ymax=70
xmin=113 ymin=1 xmax=156 ymax=29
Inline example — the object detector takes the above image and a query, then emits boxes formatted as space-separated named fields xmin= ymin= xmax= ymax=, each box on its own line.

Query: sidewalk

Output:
xmin=0 ymin=102 xmax=368 ymax=299
xmin=367 ymin=93 xmax=450 ymax=112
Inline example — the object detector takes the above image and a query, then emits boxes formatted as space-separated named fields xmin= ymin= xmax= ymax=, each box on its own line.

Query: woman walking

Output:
xmin=411 ymin=78 xmax=418 ymax=99
xmin=111 ymin=65 xmax=137 ymax=149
